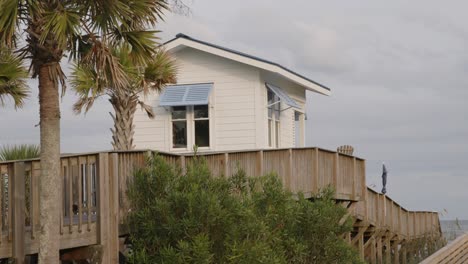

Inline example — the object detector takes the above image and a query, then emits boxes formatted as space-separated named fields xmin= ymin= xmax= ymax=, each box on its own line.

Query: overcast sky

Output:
xmin=1 ymin=0 xmax=467 ymax=219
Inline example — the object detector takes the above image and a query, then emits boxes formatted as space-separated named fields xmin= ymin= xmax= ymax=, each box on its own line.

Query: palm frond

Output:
xmin=0 ymin=0 xmax=20 ymax=47
xmin=110 ymin=28 xmax=160 ymax=65
xmin=0 ymin=49 xmax=29 ymax=108
xmin=41 ymin=7 xmax=81 ymax=49
xmin=81 ymin=41 xmax=130 ymax=90
xmin=142 ymin=49 xmax=177 ymax=95
xmin=70 ymin=63 xmax=106 ymax=113
xmin=138 ymin=100 xmax=155 ymax=119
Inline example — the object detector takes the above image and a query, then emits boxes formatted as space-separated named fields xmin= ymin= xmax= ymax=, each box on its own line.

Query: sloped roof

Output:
xmin=162 ymin=33 xmax=331 ymax=96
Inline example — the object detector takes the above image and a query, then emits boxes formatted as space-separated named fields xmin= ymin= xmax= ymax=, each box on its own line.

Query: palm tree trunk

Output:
xmin=38 ymin=64 xmax=61 ymax=264
xmin=110 ymin=94 xmax=139 ymax=150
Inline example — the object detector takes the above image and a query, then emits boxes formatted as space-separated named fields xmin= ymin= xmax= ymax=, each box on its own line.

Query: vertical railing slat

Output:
xmin=87 ymin=156 xmax=92 ymax=231
xmin=12 ymin=162 xmax=25 ymax=263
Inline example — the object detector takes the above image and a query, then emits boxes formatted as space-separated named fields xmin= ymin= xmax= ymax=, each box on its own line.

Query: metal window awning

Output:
xmin=266 ymin=83 xmax=301 ymax=109
xmin=159 ymin=83 xmax=213 ymax=106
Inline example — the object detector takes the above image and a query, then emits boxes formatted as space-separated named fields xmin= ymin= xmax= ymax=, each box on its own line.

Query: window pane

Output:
xmin=274 ymin=109 xmax=280 ymax=120
xmin=171 ymin=106 xmax=186 ymax=120
xmin=194 ymin=105 xmax=209 ymax=119
xmin=195 ymin=120 xmax=210 ymax=147
xmin=268 ymin=90 xmax=274 ymax=104
xmin=172 ymin=121 xmax=187 ymax=148
xmin=268 ymin=119 xmax=272 ymax=147
xmin=275 ymin=121 xmax=280 ymax=147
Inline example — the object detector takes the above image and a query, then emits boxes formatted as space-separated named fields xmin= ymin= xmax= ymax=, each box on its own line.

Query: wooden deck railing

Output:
xmin=421 ymin=232 xmax=468 ymax=264
xmin=0 ymin=147 xmax=443 ymax=263
xmin=353 ymin=188 xmax=441 ymax=239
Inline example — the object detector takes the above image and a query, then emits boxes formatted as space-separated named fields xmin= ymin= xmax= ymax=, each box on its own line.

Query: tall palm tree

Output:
xmin=71 ymin=48 xmax=177 ymax=150
xmin=0 ymin=1 xmax=169 ymax=262
xmin=0 ymin=49 xmax=28 ymax=108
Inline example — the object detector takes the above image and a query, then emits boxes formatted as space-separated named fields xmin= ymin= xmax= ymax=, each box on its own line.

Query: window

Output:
xmin=171 ymin=106 xmax=187 ymax=148
xmin=268 ymin=89 xmax=280 ymax=147
xmin=171 ymin=105 xmax=210 ymax=149
xmin=194 ymin=105 xmax=210 ymax=147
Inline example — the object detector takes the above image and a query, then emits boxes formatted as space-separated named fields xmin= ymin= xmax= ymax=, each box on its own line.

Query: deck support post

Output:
xmin=401 ymin=243 xmax=407 ymax=264
xmin=392 ymin=239 xmax=400 ymax=264
xmin=369 ymin=237 xmax=377 ymax=264
xmin=377 ymin=235 xmax=383 ymax=264
xmin=384 ymin=234 xmax=392 ymax=264
xmin=12 ymin=162 xmax=25 ymax=264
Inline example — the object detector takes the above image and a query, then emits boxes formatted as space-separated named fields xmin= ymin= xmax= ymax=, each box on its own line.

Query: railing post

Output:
xmin=12 ymin=162 xmax=25 ymax=264
xmin=179 ymin=155 xmax=186 ymax=175
xmin=109 ymin=153 xmax=120 ymax=264
xmin=223 ymin=153 xmax=230 ymax=177
xmin=352 ymin=157 xmax=356 ymax=200
xmin=313 ymin=148 xmax=319 ymax=193
xmin=286 ymin=149 xmax=293 ymax=190
xmin=255 ymin=151 xmax=263 ymax=176
xmin=333 ymin=152 xmax=339 ymax=187
xmin=98 ymin=152 xmax=119 ymax=264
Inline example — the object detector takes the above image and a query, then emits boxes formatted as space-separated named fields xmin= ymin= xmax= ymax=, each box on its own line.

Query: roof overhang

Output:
xmin=162 ymin=34 xmax=331 ymax=96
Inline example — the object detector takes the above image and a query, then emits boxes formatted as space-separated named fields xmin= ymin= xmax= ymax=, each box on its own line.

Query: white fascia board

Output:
xmin=163 ymin=38 xmax=331 ymax=96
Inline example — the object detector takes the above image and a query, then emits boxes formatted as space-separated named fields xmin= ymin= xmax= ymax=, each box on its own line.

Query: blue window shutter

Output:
xmin=266 ymin=83 xmax=301 ymax=109
xmin=160 ymin=83 xmax=213 ymax=106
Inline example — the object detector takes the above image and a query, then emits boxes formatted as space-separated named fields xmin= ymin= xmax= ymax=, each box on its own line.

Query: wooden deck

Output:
xmin=421 ymin=232 xmax=468 ymax=264
xmin=0 ymin=147 xmax=443 ymax=263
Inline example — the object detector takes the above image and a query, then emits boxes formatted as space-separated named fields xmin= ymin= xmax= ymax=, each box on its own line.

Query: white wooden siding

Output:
xmin=134 ymin=48 xmax=260 ymax=152
xmin=133 ymin=47 xmax=308 ymax=153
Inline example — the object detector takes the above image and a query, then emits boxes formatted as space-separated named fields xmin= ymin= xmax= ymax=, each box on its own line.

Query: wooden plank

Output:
xmin=67 ymin=159 xmax=73 ymax=234
xmin=86 ymin=157 xmax=92 ymax=232
xmin=12 ymin=162 xmax=25 ymax=264
xmin=78 ymin=157 xmax=84 ymax=233
xmin=286 ymin=149 xmax=293 ymax=190
xmin=313 ymin=148 xmax=319 ymax=193
xmin=0 ymin=166 xmax=4 ymax=245
xmin=109 ymin=153 xmax=120 ymax=264
xmin=8 ymin=164 xmax=13 ymax=242
xmin=377 ymin=236 xmax=383 ymax=264
xmin=179 ymin=156 xmax=186 ymax=175
xmin=31 ymin=161 xmax=40 ymax=238
xmin=98 ymin=153 xmax=110 ymax=263
xmin=333 ymin=152 xmax=339 ymax=187
xmin=223 ymin=153 xmax=229 ymax=177
xmin=393 ymin=240 xmax=400 ymax=264
xmin=352 ymin=157 xmax=357 ymax=200
xmin=256 ymin=151 xmax=263 ymax=176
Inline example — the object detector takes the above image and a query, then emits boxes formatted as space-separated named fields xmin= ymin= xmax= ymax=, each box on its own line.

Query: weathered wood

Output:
xmin=0 ymin=148 xmax=445 ymax=261
xmin=60 ymin=245 xmax=103 ymax=263
xmin=12 ymin=162 xmax=25 ymax=264
xmin=256 ymin=150 xmax=263 ymax=176
xmin=98 ymin=153 xmax=111 ymax=263
xmin=108 ymin=153 xmax=120 ymax=264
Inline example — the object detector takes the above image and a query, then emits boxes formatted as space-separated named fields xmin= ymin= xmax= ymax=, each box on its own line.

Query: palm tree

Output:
xmin=0 ymin=1 xmax=169 ymax=262
xmin=71 ymin=48 xmax=177 ymax=150
xmin=0 ymin=49 xmax=28 ymax=108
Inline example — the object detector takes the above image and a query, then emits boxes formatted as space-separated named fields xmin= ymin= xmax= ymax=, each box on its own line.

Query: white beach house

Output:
xmin=133 ymin=34 xmax=331 ymax=153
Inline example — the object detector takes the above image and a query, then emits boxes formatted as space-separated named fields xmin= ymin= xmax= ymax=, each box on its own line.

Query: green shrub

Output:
xmin=126 ymin=155 xmax=363 ymax=264
xmin=0 ymin=144 xmax=40 ymax=161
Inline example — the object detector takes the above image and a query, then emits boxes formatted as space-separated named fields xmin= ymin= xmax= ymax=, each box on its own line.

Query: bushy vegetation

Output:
xmin=126 ymin=155 xmax=362 ymax=264
xmin=0 ymin=144 xmax=40 ymax=161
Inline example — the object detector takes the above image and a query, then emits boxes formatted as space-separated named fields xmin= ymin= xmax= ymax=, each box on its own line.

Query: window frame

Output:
xmin=171 ymin=106 xmax=188 ymax=149
xmin=169 ymin=105 xmax=211 ymax=151
xmin=267 ymin=89 xmax=281 ymax=148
